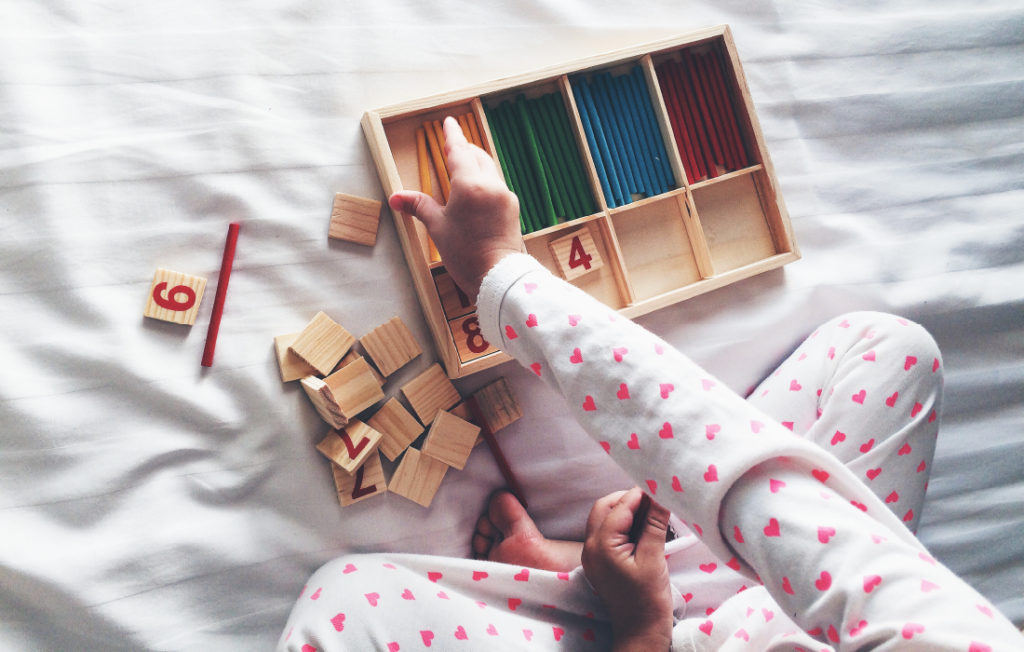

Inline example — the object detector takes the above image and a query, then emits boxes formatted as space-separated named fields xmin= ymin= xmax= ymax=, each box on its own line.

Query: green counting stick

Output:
xmin=484 ymin=106 xmax=527 ymax=233
xmin=542 ymin=93 xmax=593 ymax=217
xmin=497 ymin=101 xmax=544 ymax=232
xmin=490 ymin=104 xmax=537 ymax=232
xmin=526 ymin=96 xmax=568 ymax=220
xmin=515 ymin=95 xmax=557 ymax=228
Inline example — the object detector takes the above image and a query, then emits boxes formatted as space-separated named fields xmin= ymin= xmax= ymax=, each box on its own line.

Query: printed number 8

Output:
xmin=152 ymin=282 xmax=197 ymax=311
xmin=462 ymin=316 xmax=490 ymax=354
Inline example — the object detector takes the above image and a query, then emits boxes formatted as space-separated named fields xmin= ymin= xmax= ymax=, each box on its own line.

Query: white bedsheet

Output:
xmin=2 ymin=1 xmax=1022 ymax=649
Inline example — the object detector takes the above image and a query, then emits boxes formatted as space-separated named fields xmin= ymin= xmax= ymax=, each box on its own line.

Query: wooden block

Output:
xmin=328 ymin=192 xmax=381 ymax=246
xmin=316 ymin=420 xmax=383 ymax=474
xmin=449 ymin=313 xmax=498 ymax=363
xmin=289 ymin=311 xmax=356 ymax=376
xmin=274 ymin=333 xmax=318 ymax=382
xmin=433 ymin=268 xmax=475 ymax=319
xmin=367 ymin=397 xmax=424 ymax=461
xmin=336 ymin=349 xmax=385 ymax=387
xmin=401 ymin=363 xmax=461 ymax=425
xmin=360 ymin=316 xmax=422 ymax=377
xmin=421 ymin=410 xmax=480 ymax=470
xmin=331 ymin=451 xmax=387 ymax=506
xmin=323 ymin=357 xmax=386 ymax=420
xmin=549 ymin=228 xmax=604 ymax=280
xmin=388 ymin=447 xmax=449 ymax=508
xmin=143 ymin=268 xmax=207 ymax=325
xmin=472 ymin=377 xmax=523 ymax=433
xmin=300 ymin=376 xmax=347 ymax=429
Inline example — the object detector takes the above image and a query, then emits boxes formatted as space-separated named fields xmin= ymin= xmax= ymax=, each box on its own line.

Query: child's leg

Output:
xmin=277 ymin=552 xmax=609 ymax=651
xmin=744 ymin=310 xmax=943 ymax=531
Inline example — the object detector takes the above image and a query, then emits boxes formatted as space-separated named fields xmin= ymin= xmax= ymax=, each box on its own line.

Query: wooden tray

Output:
xmin=362 ymin=25 xmax=799 ymax=378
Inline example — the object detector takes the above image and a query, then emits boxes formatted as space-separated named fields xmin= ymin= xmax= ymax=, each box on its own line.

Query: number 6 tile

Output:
xmin=143 ymin=268 xmax=207 ymax=325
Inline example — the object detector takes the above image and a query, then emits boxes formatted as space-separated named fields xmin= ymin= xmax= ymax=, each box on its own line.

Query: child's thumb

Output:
xmin=635 ymin=499 xmax=671 ymax=563
xmin=389 ymin=191 xmax=444 ymax=230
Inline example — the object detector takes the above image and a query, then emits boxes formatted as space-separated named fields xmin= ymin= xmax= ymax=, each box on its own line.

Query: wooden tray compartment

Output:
xmin=363 ymin=26 xmax=800 ymax=378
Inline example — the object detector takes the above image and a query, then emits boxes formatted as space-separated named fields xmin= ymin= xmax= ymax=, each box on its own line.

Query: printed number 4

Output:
xmin=568 ymin=235 xmax=592 ymax=271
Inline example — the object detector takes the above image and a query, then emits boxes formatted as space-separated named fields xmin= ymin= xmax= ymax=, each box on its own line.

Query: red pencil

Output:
xmin=201 ymin=222 xmax=240 ymax=367
xmin=466 ymin=395 xmax=528 ymax=508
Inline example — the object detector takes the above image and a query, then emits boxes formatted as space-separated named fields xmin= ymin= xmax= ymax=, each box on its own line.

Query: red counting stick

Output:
xmin=466 ymin=395 xmax=528 ymax=508
xmin=201 ymin=222 xmax=240 ymax=367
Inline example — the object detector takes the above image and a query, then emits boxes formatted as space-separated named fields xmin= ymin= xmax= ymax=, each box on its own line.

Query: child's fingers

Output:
xmin=634 ymin=498 xmax=670 ymax=565
xmin=595 ymin=487 xmax=645 ymax=543
xmin=442 ymin=116 xmax=475 ymax=176
xmin=585 ymin=489 xmax=631 ymax=538
xmin=388 ymin=190 xmax=445 ymax=230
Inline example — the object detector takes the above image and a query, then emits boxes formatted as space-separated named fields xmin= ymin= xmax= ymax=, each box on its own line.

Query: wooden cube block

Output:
xmin=323 ymin=357 xmax=386 ymax=420
xmin=143 ymin=268 xmax=207 ymax=325
xmin=336 ymin=349 xmax=385 ymax=387
xmin=332 ymin=451 xmax=387 ymax=506
xmin=421 ymin=410 xmax=480 ymax=470
xmin=388 ymin=447 xmax=449 ymax=508
xmin=367 ymin=397 xmax=424 ymax=461
xmin=401 ymin=363 xmax=461 ymax=425
xmin=316 ymin=420 xmax=383 ymax=474
xmin=549 ymin=228 xmax=604 ymax=280
xmin=289 ymin=312 xmax=356 ymax=376
xmin=360 ymin=316 xmax=422 ymax=377
xmin=449 ymin=313 xmax=498 ymax=363
xmin=328 ymin=192 xmax=381 ymax=246
xmin=274 ymin=332 xmax=318 ymax=382
xmin=433 ymin=268 xmax=475 ymax=320
xmin=300 ymin=376 xmax=347 ymax=429
xmin=472 ymin=377 xmax=522 ymax=433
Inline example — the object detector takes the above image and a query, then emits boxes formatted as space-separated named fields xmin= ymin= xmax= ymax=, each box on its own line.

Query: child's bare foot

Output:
xmin=471 ymin=490 xmax=583 ymax=572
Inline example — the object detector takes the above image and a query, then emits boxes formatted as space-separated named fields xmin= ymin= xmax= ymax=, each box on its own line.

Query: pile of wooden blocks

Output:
xmin=275 ymin=311 xmax=521 ymax=508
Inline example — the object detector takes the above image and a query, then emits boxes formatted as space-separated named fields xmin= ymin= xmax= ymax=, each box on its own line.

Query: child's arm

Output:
xmin=392 ymin=116 xmax=1023 ymax=650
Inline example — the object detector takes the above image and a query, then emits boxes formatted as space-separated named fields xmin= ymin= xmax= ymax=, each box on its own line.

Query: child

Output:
xmin=279 ymin=117 xmax=1023 ymax=650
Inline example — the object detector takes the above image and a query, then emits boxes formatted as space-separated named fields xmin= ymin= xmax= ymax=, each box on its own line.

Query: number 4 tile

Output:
xmin=549 ymin=228 xmax=603 ymax=281
xmin=143 ymin=268 xmax=207 ymax=325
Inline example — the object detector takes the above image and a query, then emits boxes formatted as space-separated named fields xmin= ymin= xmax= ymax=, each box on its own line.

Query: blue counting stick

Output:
xmin=615 ymin=70 xmax=657 ymax=198
xmin=608 ymin=71 xmax=651 ymax=198
xmin=592 ymin=73 xmax=634 ymax=201
xmin=572 ymin=80 xmax=616 ymax=208
xmin=631 ymin=66 xmax=675 ymax=191
xmin=625 ymin=67 xmax=667 ymax=194
xmin=578 ymin=78 xmax=625 ymax=207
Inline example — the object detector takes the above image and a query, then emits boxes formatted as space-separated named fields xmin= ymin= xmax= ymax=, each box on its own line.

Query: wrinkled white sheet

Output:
xmin=1 ymin=1 xmax=1022 ymax=649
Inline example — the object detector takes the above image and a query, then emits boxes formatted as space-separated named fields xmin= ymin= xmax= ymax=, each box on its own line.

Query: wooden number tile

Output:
xmin=328 ymin=192 xmax=382 ymax=246
xmin=359 ymin=316 xmax=422 ymax=377
xmin=332 ymin=451 xmax=387 ymax=506
xmin=548 ymin=228 xmax=604 ymax=281
xmin=401 ymin=363 xmax=461 ymax=425
xmin=323 ymin=357 xmax=386 ymax=420
xmin=275 ymin=333 xmax=318 ymax=382
xmin=388 ymin=447 xmax=449 ymax=508
xmin=289 ymin=311 xmax=356 ymax=376
xmin=421 ymin=410 xmax=480 ymax=470
xmin=367 ymin=397 xmax=424 ymax=461
xmin=449 ymin=313 xmax=498 ymax=363
xmin=300 ymin=376 xmax=347 ymax=429
xmin=336 ymin=350 xmax=385 ymax=387
xmin=433 ymin=268 xmax=475 ymax=320
xmin=316 ymin=419 xmax=383 ymax=474
xmin=472 ymin=377 xmax=523 ymax=433
xmin=143 ymin=268 xmax=207 ymax=325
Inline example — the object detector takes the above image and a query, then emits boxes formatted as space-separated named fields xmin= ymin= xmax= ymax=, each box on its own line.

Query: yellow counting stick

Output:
xmin=424 ymin=120 xmax=451 ymax=202
xmin=415 ymin=126 xmax=442 ymax=263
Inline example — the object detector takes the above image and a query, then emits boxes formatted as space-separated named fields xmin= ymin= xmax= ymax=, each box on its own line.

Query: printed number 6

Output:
xmin=152 ymin=282 xmax=197 ymax=311
xmin=462 ymin=316 xmax=490 ymax=354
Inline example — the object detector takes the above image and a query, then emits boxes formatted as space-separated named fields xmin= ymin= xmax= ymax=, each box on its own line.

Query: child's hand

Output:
xmin=582 ymin=488 xmax=673 ymax=652
xmin=388 ymin=116 xmax=523 ymax=300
